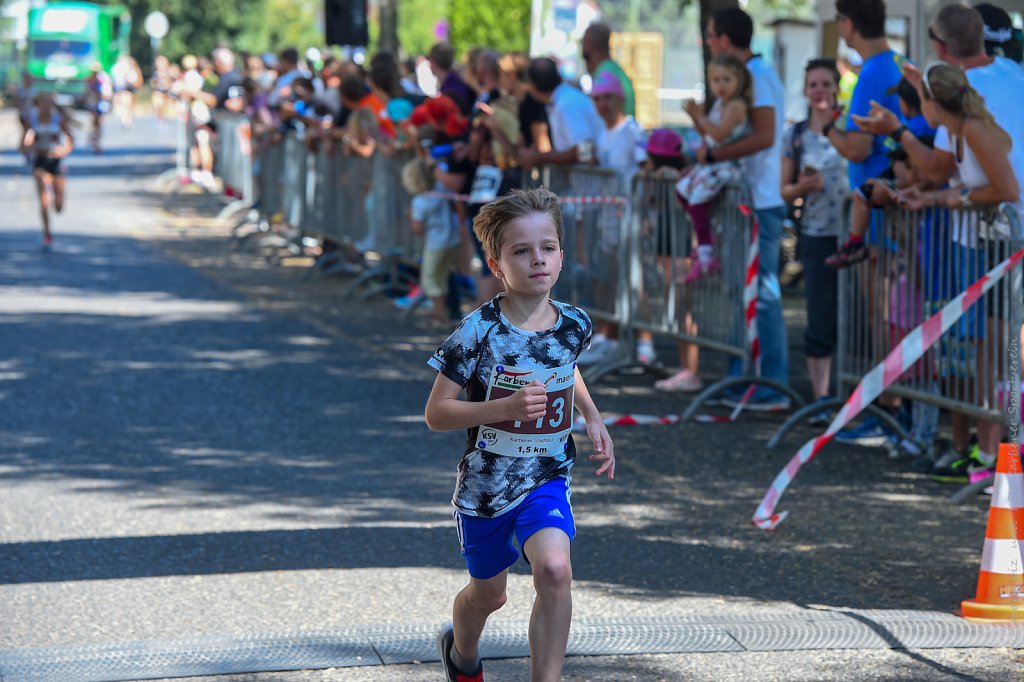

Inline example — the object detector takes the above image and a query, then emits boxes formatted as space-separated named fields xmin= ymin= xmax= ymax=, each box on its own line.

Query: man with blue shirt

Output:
xmin=821 ymin=0 xmax=908 ymax=445
xmin=699 ymin=7 xmax=791 ymax=411
xmin=824 ymin=0 xmax=907 ymax=266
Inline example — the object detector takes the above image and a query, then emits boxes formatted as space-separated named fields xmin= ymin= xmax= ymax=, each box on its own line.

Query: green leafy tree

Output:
xmin=101 ymin=0 xmax=270 ymax=69
xmin=447 ymin=0 xmax=530 ymax=56
xmin=264 ymin=0 xmax=322 ymax=54
xmin=396 ymin=0 xmax=449 ymax=57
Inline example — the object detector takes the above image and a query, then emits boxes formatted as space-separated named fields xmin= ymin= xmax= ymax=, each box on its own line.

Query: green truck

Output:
xmin=26 ymin=1 xmax=131 ymax=106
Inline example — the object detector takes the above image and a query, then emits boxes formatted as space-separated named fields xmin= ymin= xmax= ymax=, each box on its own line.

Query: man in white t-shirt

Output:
xmin=700 ymin=7 xmax=790 ymax=410
xmin=518 ymin=58 xmax=604 ymax=169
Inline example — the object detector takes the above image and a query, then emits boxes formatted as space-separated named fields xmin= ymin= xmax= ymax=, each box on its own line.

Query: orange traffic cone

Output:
xmin=961 ymin=443 xmax=1024 ymax=622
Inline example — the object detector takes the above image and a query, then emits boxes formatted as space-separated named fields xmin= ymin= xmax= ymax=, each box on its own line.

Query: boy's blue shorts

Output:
xmin=454 ymin=476 xmax=576 ymax=580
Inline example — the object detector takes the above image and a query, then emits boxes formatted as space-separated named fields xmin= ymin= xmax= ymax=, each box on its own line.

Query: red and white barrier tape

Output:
xmin=572 ymin=413 xmax=681 ymax=432
xmin=424 ymin=191 xmax=628 ymax=206
xmin=753 ymin=245 xmax=1024 ymax=531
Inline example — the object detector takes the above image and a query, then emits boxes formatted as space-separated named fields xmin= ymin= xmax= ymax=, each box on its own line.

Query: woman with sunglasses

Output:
xmin=898 ymin=61 xmax=1019 ymax=214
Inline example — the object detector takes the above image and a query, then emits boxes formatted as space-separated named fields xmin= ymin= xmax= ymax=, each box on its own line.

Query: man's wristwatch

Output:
xmin=959 ymin=186 xmax=972 ymax=208
xmin=705 ymin=148 xmax=715 ymax=163
xmin=889 ymin=125 xmax=908 ymax=143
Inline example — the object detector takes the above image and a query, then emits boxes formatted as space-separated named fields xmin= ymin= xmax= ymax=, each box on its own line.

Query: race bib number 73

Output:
xmin=478 ymin=363 xmax=575 ymax=458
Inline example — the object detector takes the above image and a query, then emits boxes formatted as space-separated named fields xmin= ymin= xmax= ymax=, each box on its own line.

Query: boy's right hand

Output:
xmin=505 ymin=380 xmax=548 ymax=421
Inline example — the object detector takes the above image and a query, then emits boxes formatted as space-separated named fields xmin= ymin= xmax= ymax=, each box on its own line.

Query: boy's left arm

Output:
xmin=573 ymin=366 xmax=615 ymax=479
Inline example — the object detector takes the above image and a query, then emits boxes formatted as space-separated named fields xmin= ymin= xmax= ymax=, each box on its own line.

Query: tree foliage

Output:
xmin=447 ymin=0 xmax=530 ymax=57
xmin=396 ymin=0 xmax=450 ymax=57
xmin=263 ymin=0 xmax=322 ymax=55
xmin=101 ymin=0 xmax=271 ymax=67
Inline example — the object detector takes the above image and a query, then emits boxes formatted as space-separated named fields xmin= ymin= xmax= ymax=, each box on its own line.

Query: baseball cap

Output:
xmin=646 ymin=129 xmax=683 ymax=158
xmin=590 ymin=71 xmax=624 ymax=98
xmin=976 ymin=3 xmax=1014 ymax=56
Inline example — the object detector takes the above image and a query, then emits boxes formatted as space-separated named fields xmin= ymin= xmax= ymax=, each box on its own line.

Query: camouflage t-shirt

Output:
xmin=428 ymin=295 xmax=592 ymax=517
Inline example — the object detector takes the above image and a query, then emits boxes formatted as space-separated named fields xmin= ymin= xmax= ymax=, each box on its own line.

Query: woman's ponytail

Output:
xmin=961 ymin=87 xmax=997 ymax=129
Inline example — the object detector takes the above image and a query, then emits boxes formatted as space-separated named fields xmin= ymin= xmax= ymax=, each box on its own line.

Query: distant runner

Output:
xmin=21 ymin=92 xmax=75 ymax=251
xmin=84 ymin=62 xmax=113 ymax=153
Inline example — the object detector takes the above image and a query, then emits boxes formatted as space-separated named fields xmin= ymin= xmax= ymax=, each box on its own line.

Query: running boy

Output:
xmin=424 ymin=188 xmax=615 ymax=682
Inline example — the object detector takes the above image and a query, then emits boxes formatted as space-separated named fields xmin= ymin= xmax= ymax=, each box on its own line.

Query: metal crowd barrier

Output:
xmin=155 ymin=98 xmax=193 ymax=189
xmin=769 ymin=201 xmax=1024 ymax=451
xmin=254 ymin=132 xmax=284 ymax=220
xmin=212 ymin=112 xmax=254 ymax=223
xmin=313 ymin=144 xmax=374 ymax=278
xmin=528 ymin=165 xmax=629 ymax=378
xmin=628 ymin=174 xmax=752 ymax=401
xmin=625 ymin=175 xmax=804 ymax=416
xmin=238 ymin=129 xmax=422 ymax=297
xmin=331 ymin=150 xmax=420 ymax=298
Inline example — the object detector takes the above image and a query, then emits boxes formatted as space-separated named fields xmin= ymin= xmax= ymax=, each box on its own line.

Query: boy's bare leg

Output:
xmin=452 ymin=570 xmax=508 ymax=667
xmin=523 ymin=528 xmax=572 ymax=682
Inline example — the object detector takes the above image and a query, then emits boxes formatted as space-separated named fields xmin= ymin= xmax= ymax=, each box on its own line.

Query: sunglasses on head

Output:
xmin=928 ymin=26 xmax=946 ymax=45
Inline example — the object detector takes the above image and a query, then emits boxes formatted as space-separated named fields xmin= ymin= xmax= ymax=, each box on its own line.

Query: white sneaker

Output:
xmin=578 ymin=338 xmax=620 ymax=366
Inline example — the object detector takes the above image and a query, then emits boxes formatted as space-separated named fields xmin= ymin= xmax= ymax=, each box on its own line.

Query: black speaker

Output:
xmin=325 ymin=0 xmax=369 ymax=47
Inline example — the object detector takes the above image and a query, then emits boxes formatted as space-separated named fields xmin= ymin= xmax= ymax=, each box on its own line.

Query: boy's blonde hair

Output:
xmin=472 ymin=188 xmax=563 ymax=260
xmin=401 ymin=157 xmax=434 ymax=195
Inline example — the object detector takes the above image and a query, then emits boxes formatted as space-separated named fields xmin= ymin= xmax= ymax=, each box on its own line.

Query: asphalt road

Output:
xmin=0 ymin=110 xmax=1020 ymax=681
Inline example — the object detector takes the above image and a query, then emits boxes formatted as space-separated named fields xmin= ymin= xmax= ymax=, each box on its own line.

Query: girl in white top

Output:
xmin=678 ymin=55 xmax=753 ymax=282
xmin=899 ymin=61 xmax=1019 ymax=219
xmin=20 ymin=92 xmax=75 ymax=251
